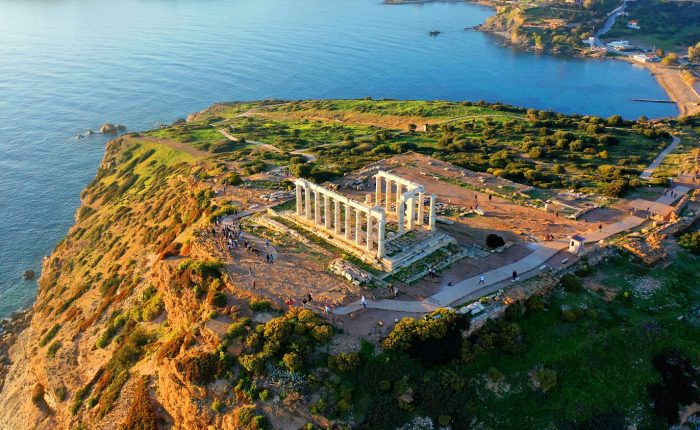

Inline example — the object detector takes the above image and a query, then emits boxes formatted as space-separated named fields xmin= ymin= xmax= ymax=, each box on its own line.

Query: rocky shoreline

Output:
xmin=0 ymin=309 xmax=32 ymax=390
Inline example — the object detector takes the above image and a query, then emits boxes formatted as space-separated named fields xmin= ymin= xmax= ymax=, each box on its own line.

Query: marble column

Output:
xmin=417 ymin=192 xmax=425 ymax=226
xmin=295 ymin=183 xmax=302 ymax=215
xmin=429 ymin=194 xmax=437 ymax=231
xmin=377 ymin=213 xmax=386 ymax=258
xmin=375 ymin=176 xmax=382 ymax=207
xmin=324 ymin=195 xmax=331 ymax=229
xmin=355 ymin=210 xmax=362 ymax=245
xmin=397 ymin=197 xmax=405 ymax=234
xmin=385 ymin=179 xmax=392 ymax=213
xmin=304 ymin=186 xmax=312 ymax=220
xmin=314 ymin=190 xmax=321 ymax=225
xmin=344 ymin=205 xmax=351 ymax=240
xmin=334 ymin=200 xmax=341 ymax=235
xmin=366 ymin=213 xmax=374 ymax=251
xmin=407 ymin=195 xmax=416 ymax=230
xmin=395 ymin=183 xmax=402 ymax=216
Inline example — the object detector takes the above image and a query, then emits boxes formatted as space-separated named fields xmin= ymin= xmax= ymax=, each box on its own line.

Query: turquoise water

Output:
xmin=0 ymin=0 xmax=676 ymax=318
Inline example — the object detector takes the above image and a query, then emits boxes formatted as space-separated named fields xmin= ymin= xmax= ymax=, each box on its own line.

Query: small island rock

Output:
xmin=23 ymin=269 xmax=35 ymax=280
xmin=99 ymin=123 xmax=118 ymax=134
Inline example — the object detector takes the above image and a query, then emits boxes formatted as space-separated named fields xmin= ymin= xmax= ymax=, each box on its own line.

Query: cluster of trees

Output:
xmin=238 ymin=309 xmax=333 ymax=374
xmin=382 ymin=309 xmax=470 ymax=366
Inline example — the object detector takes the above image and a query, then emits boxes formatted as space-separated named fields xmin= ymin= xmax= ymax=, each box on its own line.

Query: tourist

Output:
xmin=448 ymin=281 xmax=453 ymax=287
xmin=324 ymin=304 xmax=331 ymax=315
xmin=361 ymin=295 xmax=367 ymax=309
xmin=252 ymin=280 xmax=256 ymax=289
xmin=479 ymin=274 xmax=485 ymax=285
xmin=598 ymin=224 xmax=603 ymax=232
xmin=308 ymin=292 xmax=314 ymax=303
xmin=512 ymin=270 xmax=517 ymax=282
xmin=265 ymin=253 xmax=270 ymax=263
xmin=393 ymin=285 xmax=399 ymax=298
xmin=488 ymin=194 xmax=492 ymax=202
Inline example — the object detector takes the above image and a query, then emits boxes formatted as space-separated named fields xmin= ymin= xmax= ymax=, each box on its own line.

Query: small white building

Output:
xmin=627 ymin=20 xmax=641 ymax=30
xmin=632 ymin=53 xmax=661 ymax=63
xmin=568 ymin=235 xmax=585 ymax=255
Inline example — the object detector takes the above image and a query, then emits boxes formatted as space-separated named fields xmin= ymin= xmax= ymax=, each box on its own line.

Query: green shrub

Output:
xmin=39 ymin=324 xmax=61 ymax=347
xmin=282 ymin=352 xmax=303 ymax=372
xmin=530 ymin=367 xmax=557 ymax=393
xmin=211 ymin=291 xmax=227 ymax=308
xmin=561 ymin=310 xmax=578 ymax=322
xmin=47 ymin=341 xmax=62 ymax=358
xmin=249 ymin=299 xmax=272 ymax=312
xmin=328 ymin=352 xmax=361 ymax=372
xmin=561 ymin=274 xmax=583 ymax=292
xmin=678 ymin=231 xmax=700 ymax=254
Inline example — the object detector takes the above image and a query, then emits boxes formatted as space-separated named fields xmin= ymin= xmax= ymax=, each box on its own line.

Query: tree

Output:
xmin=661 ymin=53 xmax=679 ymax=66
xmin=678 ymin=231 xmax=700 ymax=254
xmin=408 ymin=123 xmax=417 ymax=132
xmin=689 ymin=42 xmax=700 ymax=63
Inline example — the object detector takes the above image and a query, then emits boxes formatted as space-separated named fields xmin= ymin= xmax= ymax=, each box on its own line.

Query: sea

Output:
xmin=0 ymin=0 xmax=677 ymax=319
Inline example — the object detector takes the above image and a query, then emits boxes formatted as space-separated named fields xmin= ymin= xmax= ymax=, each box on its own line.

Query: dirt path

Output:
xmin=640 ymin=135 xmax=681 ymax=179
xmin=217 ymin=128 xmax=282 ymax=153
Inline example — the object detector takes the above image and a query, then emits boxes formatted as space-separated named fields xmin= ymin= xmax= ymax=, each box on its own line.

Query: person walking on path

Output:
xmin=598 ymin=224 xmax=603 ymax=232
xmin=393 ymin=285 xmax=399 ymax=299
xmin=512 ymin=270 xmax=518 ymax=282
xmin=360 ymin=295 xmax=367 ymax=310
xmin=479 ymin=274 xmax=485 ymax=285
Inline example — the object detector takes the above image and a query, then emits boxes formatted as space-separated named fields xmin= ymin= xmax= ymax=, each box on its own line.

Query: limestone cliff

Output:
xmin=0 ymin=134 xmax=238 ymax=429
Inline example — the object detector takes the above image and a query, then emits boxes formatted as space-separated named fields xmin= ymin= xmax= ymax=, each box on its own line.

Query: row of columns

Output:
xmin=374 ymin=172 xmax=436 ymax=233
xmin=295 ymin=180 xmax=386 ymax=258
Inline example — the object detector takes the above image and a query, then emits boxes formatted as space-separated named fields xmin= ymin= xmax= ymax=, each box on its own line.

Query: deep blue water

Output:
xmin=0 ymin=0 xmax=676 ymax=318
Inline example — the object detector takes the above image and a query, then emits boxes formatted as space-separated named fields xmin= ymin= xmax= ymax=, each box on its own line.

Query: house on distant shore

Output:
xmin=632 ymin=53 xmax=661 ymax=63
xmin=627 ymin=20 xmax=641 ymax=30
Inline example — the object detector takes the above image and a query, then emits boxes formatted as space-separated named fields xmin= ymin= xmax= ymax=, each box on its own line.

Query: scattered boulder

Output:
xmin=116 ymin=124 xmax=126 ymax=131
xmin=99 ymin=123 xmax=118 ymax=134
xmin=84 ymin=129 xmax=95 ymax=136
xmin=23 ymin=269 xmax=35 ymax=280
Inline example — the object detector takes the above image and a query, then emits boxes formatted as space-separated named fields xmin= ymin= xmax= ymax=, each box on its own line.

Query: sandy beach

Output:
xmin=622 ymin=59 xmax=700 ymax=117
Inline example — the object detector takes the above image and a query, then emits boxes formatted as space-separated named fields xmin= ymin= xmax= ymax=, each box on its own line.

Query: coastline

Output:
xmin=476 ymin=27 xmax=699 ymax=118
xmin=625 ymin=60 xmax=700 ymax=117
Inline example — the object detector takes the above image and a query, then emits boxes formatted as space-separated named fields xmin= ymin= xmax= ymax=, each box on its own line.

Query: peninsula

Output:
xmin=1 ymin=99 xmax=699 ymax=429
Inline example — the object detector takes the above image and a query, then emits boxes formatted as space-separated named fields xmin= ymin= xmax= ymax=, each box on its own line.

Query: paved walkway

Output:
xmin=333 ymin=214 xmax=646 ymax=315
xmin=640 ymin=135 xmax=681 ymax=180
xmin=655 ymin=185 xmax=690 ymax=205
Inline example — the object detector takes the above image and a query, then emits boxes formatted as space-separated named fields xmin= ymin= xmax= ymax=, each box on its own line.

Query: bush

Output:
xmin=211 ymin=291 xmax=227 ymax=308
xmin=530 ymin=367 xmax=557 ymax=393
xmin=678 ymin=231 xmax=700 ymax=254
xmin=282 ymin=352 xmax=303 ymax=372
xmin=561 ymin=274 xmax=583 ymax=292
xmin=249 ymin=299 xmax=272 ymax=312
xmin=560 ymin=310 xmax=578 ymax=322
xmin=485 ymin=234 xmax=505 ymax=249
xmin=39 ymin=324 xmax=61 ymax=347
xmin=601 ymin=179 xmax=628 ymax=197
xmin=46 ymin=341 xmax=62 ymax=358
xmin=328 ymin=352 xmax=361 ymax=372
xmin=232 ymin=405 xmax=267 ymax=430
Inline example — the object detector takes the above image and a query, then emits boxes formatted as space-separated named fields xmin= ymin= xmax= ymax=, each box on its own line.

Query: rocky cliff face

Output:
xmin=0 ymin=135 xmax=230 ymax=429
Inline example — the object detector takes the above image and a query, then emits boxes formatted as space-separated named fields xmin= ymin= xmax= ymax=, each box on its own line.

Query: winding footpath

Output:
xmin=640 ymin=135 xmax=681 ymax=180
xmin=334 ymin=215 xmax=646 ymax=315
